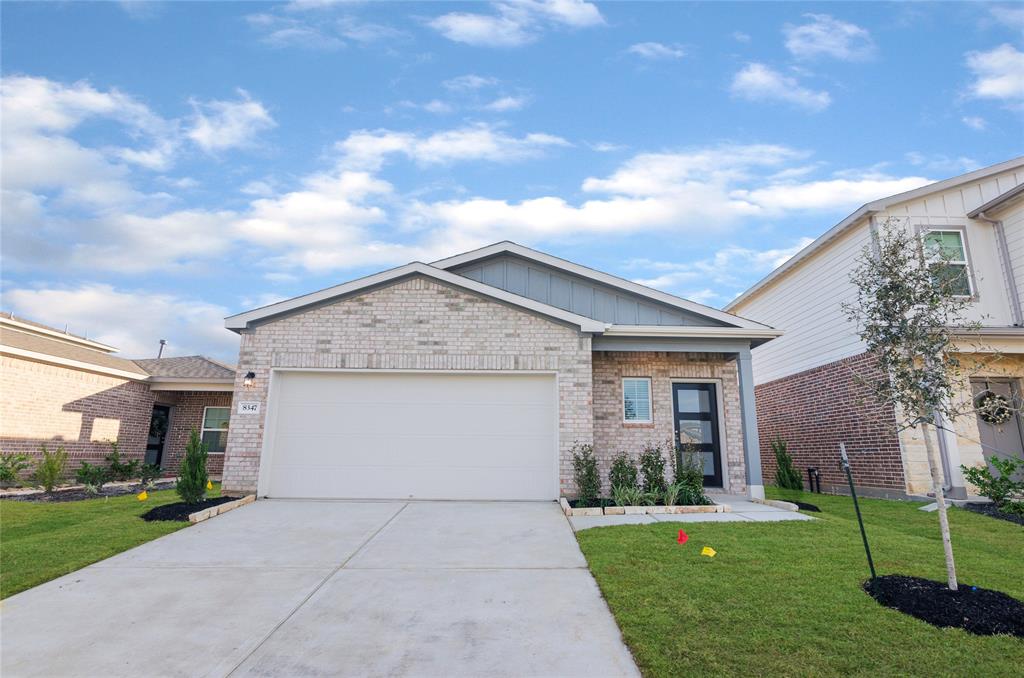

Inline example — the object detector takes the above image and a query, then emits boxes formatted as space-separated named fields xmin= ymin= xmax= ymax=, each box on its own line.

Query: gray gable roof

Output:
xmin=0 ymin=325 xmax=150 ymax=377
xmin=133 ymin=356 xmax=236 ymax=379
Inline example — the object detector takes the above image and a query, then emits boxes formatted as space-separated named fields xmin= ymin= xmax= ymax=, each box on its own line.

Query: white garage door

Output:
xmin=262 ymin=371 xmax=558 ymax=500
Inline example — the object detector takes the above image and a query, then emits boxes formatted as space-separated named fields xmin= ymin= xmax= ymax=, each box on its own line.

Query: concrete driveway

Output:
xmin=1 ymin=500 xmax=639 ymax=678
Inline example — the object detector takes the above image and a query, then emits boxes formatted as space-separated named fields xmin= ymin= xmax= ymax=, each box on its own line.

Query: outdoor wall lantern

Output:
xmin=243 ymin=371 xmax=256 ymax=388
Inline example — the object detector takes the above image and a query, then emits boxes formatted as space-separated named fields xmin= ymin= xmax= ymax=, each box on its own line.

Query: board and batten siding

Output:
xmin=732 ymin=166 xmax=1024 ymax=385
xmin=996 ymin=199 xmax=1024 ymax=308
xmin=451 ymin=254 xmax=729 ymax=327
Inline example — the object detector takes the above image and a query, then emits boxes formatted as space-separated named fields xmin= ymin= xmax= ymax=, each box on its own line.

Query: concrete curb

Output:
xmin=188 ymin=494 xmax=255 ymax=524
xmin=752 ymin=498 xmax=799 ymax=512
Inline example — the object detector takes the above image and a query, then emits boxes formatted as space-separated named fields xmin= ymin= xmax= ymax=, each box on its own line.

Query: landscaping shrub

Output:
xmin=961 ymin=456 xmax=1024 ymax=515
xmin=75 ymin=461 xmax=111 ymax=495
xmin=105 ymin=440 xmax=139 ymax=482
xmin=662 ymin=482 xmax=682 ymax=506
xmin=608 ymin=452 xmax=639 ymax=492
xmin=572 ymin=442 xmax=601 ymax=506
xmin=639 ymin=442 xmax=667 ymax=493
xmin=773 ymin=438 xmax=804 ymax=490
xmin=611 ymin=484 xmax=644 ymax=507
xmin=33 ymin=444 xmax=68 ymax=493
xmin=0 ymin=453 xmax=31 ymax=486
xmin=139 ymin=463 xmax=162 ymax=489
xmin=177 ymin=429 xmax=209 ymax=505
xmin=675 ymin=444 xmax=711 ymax=505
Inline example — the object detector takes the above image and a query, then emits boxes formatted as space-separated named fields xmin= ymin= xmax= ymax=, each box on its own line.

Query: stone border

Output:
xmin=188 ymin=494 xmax=255 ymax=524
xmin=560 ymin=497 xmax=730 ymax=517
xmin=0 ymin=477 xmax=178 ymax=499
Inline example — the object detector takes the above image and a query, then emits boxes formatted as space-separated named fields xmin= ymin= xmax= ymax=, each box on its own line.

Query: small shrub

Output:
xmin=33 ymin=444 xmax=68 ymax=493
xmin=0 ymin=453 xmax=31 ymax=485
xmin=572 ymin=442 xmax=601 ymax=507
xmin=139 ymin=463 xmax=162 ymax=489
xmin=611 ymin=484 xmax=644 ymax=507
xmin=608 ymin=452 xmax=639 ymax=492
xmin=75 ymin=461 xmax=110 ymax=495
xmin=961 ymin=456 xmax=1024 ymax=511
xmin=177 ymin=429 xmax=209 ymax=505
xmin=105 ymin=440 xmax=139 ymax=482
xmin=639 ymin=442 xmax=667 ymax=493
xmin=773 ymin=438 xmax=804 ymax=491
xmin=676 ymin=444 xmax=711 ymax=505
xmin=662 ymin=482 xmax=682 ymax=506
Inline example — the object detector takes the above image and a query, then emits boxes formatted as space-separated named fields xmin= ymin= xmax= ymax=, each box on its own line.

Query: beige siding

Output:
xmin=734 ymin=166 xmax=1024 ymax=385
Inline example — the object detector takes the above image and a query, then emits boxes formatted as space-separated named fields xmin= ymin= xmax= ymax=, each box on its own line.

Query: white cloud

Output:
xmin=990 ymin=6 xmax=1024 ymax=31
xmin=626 ymin=42 xmax=686 ymax=60
xmin=335 ymin=124 xmax=570 ymax=171
xmin=730 ymin=63 xmax=832 ymax=112
xmin=731 ymin=176 xmax=932 ymax=211
xmin=2 ymin=284 xmax=238 ymax=360
xmin=965 ymin=44 xmax=1024 ymax=101
xmin=429 ymin=0 xmax=603 ymax=47
xmin=783 ymin=14 xmax=875 ymax=61
xmin=443 ymin=74 xmax=499 ymax=91
xmin=481 ymin=95 xmax=529 ymax=111
xmin=247 ymin=10 xmax=405 ymax=50
xmin=187 ymin=90 xmax=276 ymax=153
xmin=904 ymin=152 xmax=979 ymax=174
xmin=732 ymin=31 xmax=751 ymax=43
xmin=961 ymin=116 xmax=987 ymax=131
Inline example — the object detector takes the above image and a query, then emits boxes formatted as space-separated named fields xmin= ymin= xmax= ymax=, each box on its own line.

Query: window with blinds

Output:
xmin=623 ymin=377 xmax=652 ymax=423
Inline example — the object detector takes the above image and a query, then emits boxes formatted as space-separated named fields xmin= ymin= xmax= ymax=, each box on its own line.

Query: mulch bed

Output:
xmin=794 ymin=501 xmax=821 ymax=512
xmin=3 ymin=481 xmax=176 ymax=503
xmin=864 ymin=574 xmax=1024 ymax=637
xmin=140 ymin=496 xmax=236 ymax=522
xmin=960 ymin=501 xmax=1024 ymax=527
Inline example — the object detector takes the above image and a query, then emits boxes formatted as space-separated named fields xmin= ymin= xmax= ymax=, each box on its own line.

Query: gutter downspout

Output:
xmin=974 ymin=211 xmax=1024 ymax=326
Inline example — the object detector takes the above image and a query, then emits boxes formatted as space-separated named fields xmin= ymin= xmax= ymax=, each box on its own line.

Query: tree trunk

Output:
xmin=920 ymin=420 xmax=958 ymax=591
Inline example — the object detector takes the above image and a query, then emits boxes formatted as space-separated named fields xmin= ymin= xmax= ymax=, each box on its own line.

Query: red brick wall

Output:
xmin=159 ymin=391 xmax=233 ymax=477
xmin=755 ymin=352 xmax=906 ymax=494
xmin=0 ymin=355 xmax=153 ymax=473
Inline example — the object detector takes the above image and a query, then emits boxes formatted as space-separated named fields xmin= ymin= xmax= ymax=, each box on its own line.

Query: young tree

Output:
xmin=177 ymin=428 xmax=209 ymax=505
xmin=844 ymin=218 xmax=983 ymax=591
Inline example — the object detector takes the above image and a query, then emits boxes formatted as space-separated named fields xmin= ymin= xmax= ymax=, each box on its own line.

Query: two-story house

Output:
xmin=727 ymin=157 xmax=1024 ymax=499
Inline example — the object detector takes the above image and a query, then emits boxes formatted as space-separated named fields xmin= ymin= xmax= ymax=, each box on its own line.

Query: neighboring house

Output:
xmin=0 ymin=313 xmax=236 ymax=477
xmin=220 ymin=241 xmax=781 ymax=501
xmin=727 ymin=157 xmax=1024 ymax=499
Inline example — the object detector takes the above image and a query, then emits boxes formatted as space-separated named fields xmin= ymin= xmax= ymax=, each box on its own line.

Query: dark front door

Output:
xmin=146 ymin=405 xmax=171 ymax=467
xmin=672 ymin=383 xmax=723 ymax=487
xmin=972 ymin=378 xmax=1024 ymax=476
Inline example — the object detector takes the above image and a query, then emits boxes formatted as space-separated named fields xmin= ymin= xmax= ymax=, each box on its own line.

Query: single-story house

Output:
xmin=220 ymin=241 xmax=781 ymax=501
xmin=0 ymin=312 xmax=236 ymax=477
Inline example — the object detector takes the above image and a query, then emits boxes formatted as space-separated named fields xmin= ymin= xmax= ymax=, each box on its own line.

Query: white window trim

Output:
xmin=922 ymin=227 xmax=976 ymax=298
xmin=201 ymin=405 xmax=230 ymax=455
xmin=622 ymin=377 xmax=653 ymax=423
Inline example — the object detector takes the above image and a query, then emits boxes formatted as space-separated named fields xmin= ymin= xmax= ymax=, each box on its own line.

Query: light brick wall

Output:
xmin=158 ymin=391 xmax=233 ymax=477
xmin=0 ymin=355 xmax=153 ymax=474
xmin=592 ymin=351 xmax=747 ymax=494
xmin=222 ymin=276 xmax=594 ymax=496
xmin=755 ymin=352 xmax=906 ymax=496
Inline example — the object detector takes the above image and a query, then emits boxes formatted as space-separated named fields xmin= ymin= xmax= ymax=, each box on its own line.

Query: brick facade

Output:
xmin=0 ymin=354 xmax=232 ymax=481
xmin=592 ymin=351 xmax=747 ymax=494
xmin=222 ymin=275 xmax=594 ymax=496
xmin=755 ymin=351 xmax=906 ymax=496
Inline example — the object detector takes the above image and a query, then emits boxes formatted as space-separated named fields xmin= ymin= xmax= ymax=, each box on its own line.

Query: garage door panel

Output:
xmin=265 ymin=372 xmax=557 ymax=500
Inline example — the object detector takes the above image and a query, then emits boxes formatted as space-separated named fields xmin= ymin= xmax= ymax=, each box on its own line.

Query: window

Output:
xmin=201 ymin=406 xmax=230 ymax=453
xmin=622 ymin=378 xmax=652 ymax=423
xmin=924 ymin=230 xmax=972 ymax=296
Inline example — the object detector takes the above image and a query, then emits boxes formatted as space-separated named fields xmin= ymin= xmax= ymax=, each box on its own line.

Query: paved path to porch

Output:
xmin=2 ymin=499 xmax=639 ymax=678
xmin=568 ymin=495 xmax=815 ymax=531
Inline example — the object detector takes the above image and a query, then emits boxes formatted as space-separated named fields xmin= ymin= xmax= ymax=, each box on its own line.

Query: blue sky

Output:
xmin=2 ymin=1 xmax=1022 ymax=361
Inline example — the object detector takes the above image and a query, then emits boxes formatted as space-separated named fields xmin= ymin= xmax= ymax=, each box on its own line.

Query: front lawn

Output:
xmin=1 ymin=485 xmax=220 ymax=599
xmin=577 ymin=489 xmax=1024 ymax=677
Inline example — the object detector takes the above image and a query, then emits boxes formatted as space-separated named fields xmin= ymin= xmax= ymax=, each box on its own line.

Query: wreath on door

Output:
xmin=975 ymin=391 xmax=1013 ymax=426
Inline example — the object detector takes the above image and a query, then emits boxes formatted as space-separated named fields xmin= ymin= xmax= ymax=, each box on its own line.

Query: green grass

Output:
xmin=576 ymin=488 xmax=1024 ymax=677
xmin=1 ymin=484 xmax=220 ymax=599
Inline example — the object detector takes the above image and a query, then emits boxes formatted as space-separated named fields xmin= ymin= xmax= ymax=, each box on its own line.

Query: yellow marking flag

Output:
xmin=137 ymin=490 xmax=148 ymax=501
xmin=701 ymin=546 xmax=716 ymax=558
xmin=207 ymin=480 xmax=213 ymax=490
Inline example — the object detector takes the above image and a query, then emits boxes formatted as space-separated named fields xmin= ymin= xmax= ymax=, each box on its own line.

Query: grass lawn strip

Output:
xmin=1 ymin=484 xmax=221 ymax=599
xmin=576 ymin=488 xmax=1024 ymax=678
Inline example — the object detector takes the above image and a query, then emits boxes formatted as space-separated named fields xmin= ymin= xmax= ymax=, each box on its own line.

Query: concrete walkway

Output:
xmin=2 ymin=500 xmax=638 ymax=678
xmin=569 ymin=494 xmax=815 ymax=531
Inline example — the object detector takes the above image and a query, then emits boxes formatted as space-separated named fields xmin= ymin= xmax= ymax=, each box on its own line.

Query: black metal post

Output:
xmin=840 ymin=443 xmax=876 ymax=580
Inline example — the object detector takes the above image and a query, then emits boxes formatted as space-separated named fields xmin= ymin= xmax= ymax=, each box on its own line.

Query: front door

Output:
xmin=672 ymin=383 xmax=723 ymax=487
xmin=971 ymin=378 xmax=1024 ymax=476
xmin=145 ymin=405 xmax=171 ymax=467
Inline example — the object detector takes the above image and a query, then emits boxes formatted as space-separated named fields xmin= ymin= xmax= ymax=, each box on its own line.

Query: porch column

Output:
xmin=737 ymin=347 xmax=764 ymax=499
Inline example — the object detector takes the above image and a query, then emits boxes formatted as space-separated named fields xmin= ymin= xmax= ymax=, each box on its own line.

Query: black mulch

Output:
xmin=3 ymin=481 xmax=176 ymax=503
xmin=140 ymin=496 xmax=235 ymax=522
xmin=864 ymin=575 xmax=1024 ymax=638
xmin=960 ymin=501 xmax=1024 ymax=527
xmin=794 ymin=501 xmax=821 ymax=512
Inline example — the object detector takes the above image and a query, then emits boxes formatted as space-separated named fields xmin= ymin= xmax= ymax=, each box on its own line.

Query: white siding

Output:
xmin=733 ymin=167 xmax=1024 ymax=385
xmin=995 ymin=201 xmax=1024 ymax=308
